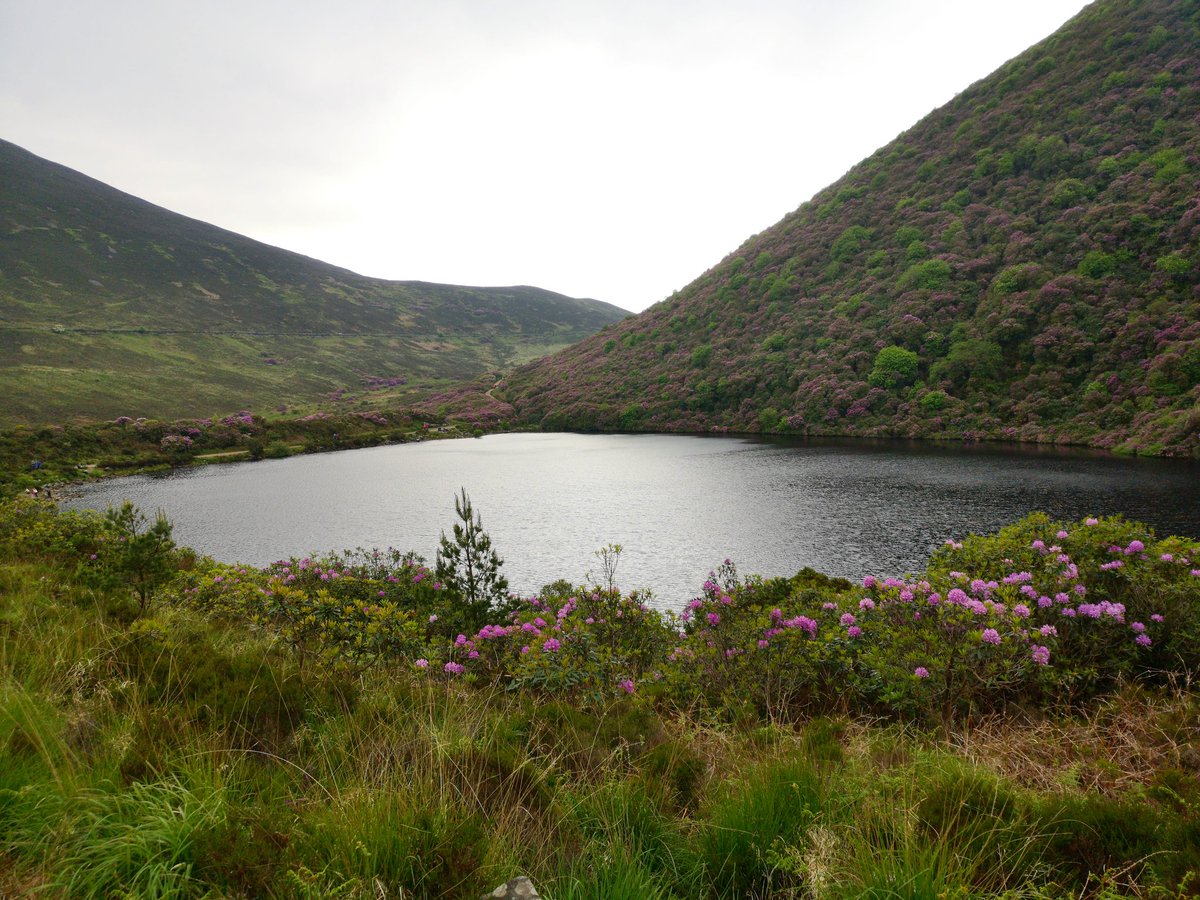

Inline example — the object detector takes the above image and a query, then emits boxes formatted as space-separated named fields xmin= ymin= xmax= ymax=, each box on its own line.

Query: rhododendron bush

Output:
xmin=4 ymin=497 xmax=1195 ymax=725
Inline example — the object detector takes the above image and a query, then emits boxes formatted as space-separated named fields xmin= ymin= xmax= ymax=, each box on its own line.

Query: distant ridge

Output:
xmin=501 ymin=0 xmax=1200 ymax=456
xmin=0 ymin=138 xmax=627 ymax=425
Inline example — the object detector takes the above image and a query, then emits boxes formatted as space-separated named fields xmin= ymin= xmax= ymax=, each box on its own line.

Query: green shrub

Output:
xmin=868 ymin=346 xmax=920 ymax=389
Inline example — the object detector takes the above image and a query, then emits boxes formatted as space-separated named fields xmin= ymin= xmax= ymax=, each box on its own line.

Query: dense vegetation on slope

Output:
xmin=501 ymin=0 xmax=1200 ymax=456
xmin=1 ymin=497 xmax=1199 ymax=896
xmin=0 ymin=139 xmax=626 ymax=425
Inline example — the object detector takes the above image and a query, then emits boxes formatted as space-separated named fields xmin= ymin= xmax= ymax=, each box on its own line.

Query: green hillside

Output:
xmin=501 ymin=0 xmax=1200 ymax=456
xmin=0 ymin=139 xmax=627 ymax=425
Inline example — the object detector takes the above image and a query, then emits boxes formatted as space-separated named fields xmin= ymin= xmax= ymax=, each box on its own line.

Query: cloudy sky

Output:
xmin=2 ymin=0 xmax=1089 ymax=313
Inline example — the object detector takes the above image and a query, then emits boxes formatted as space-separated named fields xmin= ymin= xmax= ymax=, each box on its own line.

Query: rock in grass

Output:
xmin=482 ymin=876 xmax=540 ymax=899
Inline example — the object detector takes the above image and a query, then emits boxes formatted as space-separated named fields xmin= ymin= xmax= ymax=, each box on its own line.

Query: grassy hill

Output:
xmin=500 ymin=0 xmax=1200 ymax=456
xmin=0 ymin=139 xmax=627 ymax=425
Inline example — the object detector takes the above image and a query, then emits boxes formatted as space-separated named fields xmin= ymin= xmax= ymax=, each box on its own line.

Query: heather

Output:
xmin=500 ymin=0 xmax=1200 ymax=457
xmin=2 ymin=497 xmax=1199 ymax=896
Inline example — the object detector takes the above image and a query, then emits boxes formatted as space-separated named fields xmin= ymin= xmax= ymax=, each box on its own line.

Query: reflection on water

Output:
xmin=60 ymin=433 xmax=1200 ymax=609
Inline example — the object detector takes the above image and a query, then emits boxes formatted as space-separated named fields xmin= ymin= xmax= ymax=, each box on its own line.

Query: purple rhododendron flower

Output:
xmin=914 ymin=666 xmax=930 ymax=678
xmin=981 ymin=628 xmax=1001 ymax=645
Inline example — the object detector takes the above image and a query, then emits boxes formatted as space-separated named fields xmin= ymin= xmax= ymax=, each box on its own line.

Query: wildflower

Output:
xmin=1056 ymin=530 xmax=1069 ymax=540
xmin=520 ymin=645 xmax=530 ymax=654
xmin=758 ymin=639 xmax=770 ymax=649
xmin=543 ymin=638 xmax=561 ymax=652
xmin=1037 ymin=595 xmax=1052 ymax=608
xmin=1031 ymin=540 xmax=1046 ymax=551
xmin=1130 ymin=621 xmax=1146 ymax=634
xmin=1031 ymin=645 xmax=1050 ymax=665
xmin=1151 ymin=613 xmax=1164 ymax=623
xmin=1161 ymin=553 xmax=1174 ymax=562
xmin=1085 ymin=517 xmax=1099 ymax=525
xmin=1013 ymin=604 xmax=1030 ymax=618
xmin=444 ymin=661 xmax=464 ymax=674
xmin=1039 ymin=624 xmax=1057 ymax=637
xmin=859 ymin=598 xmax=876 ymax=610
xmin=455 ymin=634 xmax=467 ymax=646
xmin=1061 ymin=608 xmax=1076 ymax=617
xmin=415 ymin=658 xmax=429 ymax=668
xmin=981 ymin=628 xmax=1001 ymax=645
xmin=707 ymin=612 xmax=721 ymax=626
xmin=863 ymin=575 xmax=876 ymax=589
xmin=840 ymin=613 xmax=856 ymax=627
xmin=619 ymin=678 xmax=635 ymax=694
xmin=822 ymin=601 xmax=838 ymax=610
xmin=847 ymin=626 xmax=861 ymax=638
xmin=914 ymin=667 xmax=930 ymax=678
xmin=1135 ymin=634 xmax=1152 ymax=647
xmin=429 ymin=614 xmax=438 ymax=623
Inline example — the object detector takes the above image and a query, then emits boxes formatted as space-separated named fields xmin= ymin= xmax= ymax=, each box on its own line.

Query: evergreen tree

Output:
xmin=435 ymin=488 xmax=508 ymax=612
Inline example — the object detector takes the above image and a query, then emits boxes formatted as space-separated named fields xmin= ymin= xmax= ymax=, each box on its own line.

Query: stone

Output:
xmin=481 ymin=876 xmax=540 ymax=899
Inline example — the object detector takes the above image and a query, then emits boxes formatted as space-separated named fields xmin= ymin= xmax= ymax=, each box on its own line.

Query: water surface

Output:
xmin=60 ymin=433 xmax=1200 ymax=607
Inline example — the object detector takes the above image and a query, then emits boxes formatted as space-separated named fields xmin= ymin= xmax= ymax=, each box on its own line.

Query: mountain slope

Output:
xmin=501 ymin=0 xmax=1200 ymax=456
xmin=0 ymin=139 xmax=627 ymax=424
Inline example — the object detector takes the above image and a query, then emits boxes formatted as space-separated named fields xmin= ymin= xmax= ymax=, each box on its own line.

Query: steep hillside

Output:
xmin=0 ymin=139 xmax=627 ymax=424
xmin=501 ymin=0 xmax=1200 ymax=456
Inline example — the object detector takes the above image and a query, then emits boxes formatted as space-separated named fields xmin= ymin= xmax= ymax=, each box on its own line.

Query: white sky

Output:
xmin=1 ymin=0 xmax=1089 ymax=313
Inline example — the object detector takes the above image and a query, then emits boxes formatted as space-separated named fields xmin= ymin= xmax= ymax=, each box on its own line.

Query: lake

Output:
xmin=59 ymin=433 xmax=1200 ymax=608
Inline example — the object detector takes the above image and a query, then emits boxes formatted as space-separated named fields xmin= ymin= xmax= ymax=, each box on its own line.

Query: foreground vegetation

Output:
xmin=1 ymin=496 xmax=1198 ymax=897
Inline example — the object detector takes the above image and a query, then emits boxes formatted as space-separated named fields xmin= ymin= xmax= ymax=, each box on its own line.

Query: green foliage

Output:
xmin=1078 ymin=250 xmax=1117 ymax=278
xmin=2 ymin=498 xmax=1200 ymax=897
xmin=992 ymin=263 xmax=1043 ymax=295
xmin=868 ymin=346 xmax=920 ymax=389
xmin=931 ymin=338 xmax=1004 ymax=386
xmin=435 ymin=488 xmax=510 ymax=617
xmin=920 ymin=390 xmax=949 ymax=413
xmin=80 ymin=500 xmax=177 ymax=614
xmin=690 ymin=344 xmax=712 ymax=368
xmin=830 ymin=225 xmax=873 ymax=262
xmin=898 ymin=258 xmax=952 ymax=291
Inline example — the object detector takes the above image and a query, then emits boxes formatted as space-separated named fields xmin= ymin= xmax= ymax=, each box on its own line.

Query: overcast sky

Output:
xmin=2 ymin=0 xmax=1089 ymax=313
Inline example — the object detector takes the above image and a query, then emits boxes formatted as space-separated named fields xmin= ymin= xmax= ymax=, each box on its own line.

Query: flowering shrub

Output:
xmin=7 ymin=498 xmax=1195 ymax=723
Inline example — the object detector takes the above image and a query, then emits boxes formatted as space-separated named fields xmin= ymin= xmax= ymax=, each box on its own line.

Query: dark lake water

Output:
xmin=60 ymin=433 xmax=1200 ymax=608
